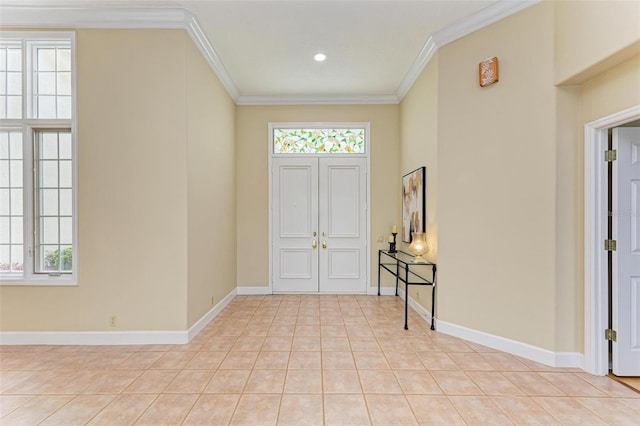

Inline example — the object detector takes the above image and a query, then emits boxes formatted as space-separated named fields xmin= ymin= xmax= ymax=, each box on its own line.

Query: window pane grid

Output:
xmin=0 ymin=32 xmax=75 ymax=283
xmin=0 ymin=42 xmax=23 ymax=119
xmin=32 ymin=43 xmax=72 ymax=119
xmin=35 ymin=130 xmax=72 ymax=273
xmin=274 ymin=128 xmax=365 ymax=154
xmin=0 ymin=130 xmax=24 ymax=274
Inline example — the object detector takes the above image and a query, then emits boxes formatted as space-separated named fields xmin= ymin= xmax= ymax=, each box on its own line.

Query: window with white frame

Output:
xmin=0 ymin=32 xmax=76 ymax=284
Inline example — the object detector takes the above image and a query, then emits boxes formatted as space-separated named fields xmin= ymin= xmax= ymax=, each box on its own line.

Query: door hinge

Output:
xmin=604 ymin=239 xmax=617 ymax=251
xmin=605 ymin=329 xmax=617 ymax=342
xmin=605 ymin=149 xmax=617 ymax=162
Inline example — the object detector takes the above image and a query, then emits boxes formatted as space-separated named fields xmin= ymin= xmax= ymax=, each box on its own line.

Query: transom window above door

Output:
xmin=273 ymin=127 xmax=366 ymax=154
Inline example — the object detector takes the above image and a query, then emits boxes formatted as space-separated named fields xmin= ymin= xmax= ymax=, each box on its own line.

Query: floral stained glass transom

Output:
xmin=274 ymin=128 xmax=365 ymax=154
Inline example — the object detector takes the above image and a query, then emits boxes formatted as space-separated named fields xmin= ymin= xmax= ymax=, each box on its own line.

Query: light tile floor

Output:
xmin=1 ymin=294 xmax=639 ymax=425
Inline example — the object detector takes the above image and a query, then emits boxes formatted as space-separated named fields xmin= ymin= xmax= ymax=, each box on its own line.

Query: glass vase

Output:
xmin=408 ymin=232 xmax=428 ymax=263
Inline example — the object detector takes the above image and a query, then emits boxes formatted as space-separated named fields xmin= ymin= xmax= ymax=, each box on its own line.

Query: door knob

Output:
xmin=313 ymin=231 xmax=317 ymax=237
xmin=322 ymin=241 xmax=327 ymax=249
xmin=312 ymin=240 xmax=317 ymax=249
xmin=322 ymin=231 xmax=327 ymax=237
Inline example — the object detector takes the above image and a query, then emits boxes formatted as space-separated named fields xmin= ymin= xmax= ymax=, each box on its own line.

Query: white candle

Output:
xmin=392 ymin=225 xmax=397 ymax=233
xmin=388 ymin=235 xmax=394 ymax=242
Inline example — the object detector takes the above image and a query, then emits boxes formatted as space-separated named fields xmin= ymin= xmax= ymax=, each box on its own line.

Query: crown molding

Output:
xmin=237 ymin=93 xmax=400 ymax=106
xmin=1 ymin=1 xmax=539 ymax=106
xmin=0 ymin=5 xmax=188 ymax=29
xmin=395 ymin=0 xmax=540 ymax=102
xmin=432 ymin=0 xmax=540 ymax=47
xmin=395 ymin=36 xmax=437 ymax=102
xmin=0 ymin=5 xmax=240 ymax=102
xmin=185 ymin=16 xmax=239 ymax=102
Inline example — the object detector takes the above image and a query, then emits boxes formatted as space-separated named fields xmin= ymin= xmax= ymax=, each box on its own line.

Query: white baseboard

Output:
xmin=0 ymin=330 xmax=189 ymax=346
xmin=236 ymin=286 xmax=271 ymax=295
xmin=437 ymin=320 xmax=583 ymax=369
xmin=396 ymin=286 xmax=433 ymax=322
xmin=555 ymin=351 xmax=585 ymax=369
xmin=187 ymin=288 xmax=237 ymax=341
xmin=0 ymin=288 xmax=237 ymax=346
xmin=0 ymin=284 xmax=585 ymax=369
xmin=396 ymin=286 xmax=583 ymax=369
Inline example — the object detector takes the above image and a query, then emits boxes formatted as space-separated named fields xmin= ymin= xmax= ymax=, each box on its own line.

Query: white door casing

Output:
xmin=612 ymin=127 xmax=640 ymax=376
xmin=271 ymin=157 xmax=367 ymax=293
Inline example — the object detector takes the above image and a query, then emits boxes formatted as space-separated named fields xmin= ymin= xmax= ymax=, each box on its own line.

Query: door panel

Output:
xmin=280 ymin=250 xmax=312 ymax=278
xmin=327 ymin=249 xmax=360 ymax=278
xmin=613 ymin=127 xmax=640 ymax=376
xmin=272 ymin=158 xmax=318 ymax=292
xmin=327 ymin=167 xmax=360 ymax=236
xmin=280 ymin=166 xmax=314 ymax=236
xmin=319 ymin=158 xmax=367 ymax=293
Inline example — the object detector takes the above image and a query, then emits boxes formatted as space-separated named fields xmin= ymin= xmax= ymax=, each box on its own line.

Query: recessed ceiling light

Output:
xmin=314 ymin=53 xmax=326 ymax=62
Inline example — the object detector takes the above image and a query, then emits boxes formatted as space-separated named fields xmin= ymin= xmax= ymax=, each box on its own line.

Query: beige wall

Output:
xmin=399 ymin=54 xmax=439 ymax=312
xmin=0 ymin=29 xmax=236 ymax=332
xmin=553 ymin=56 xmax=640 ymax=353
xmin=580 ymin=55 xmax=640 ymax=124
xmin=399 ymin=0 xmax=639 ymax=353
xmin=437 ymin=2 xmax=558 ymax=350
xmin=185 ymin=35 xmax=237 ymax=327
xmin=555 ymin=0 xmax=640 ymax=85
xmin=236 ymin=105 xmax=400 ymax=290
xmin=556 ymin=55 xmax=640 ymax=350
xmin=553 ymin=84 xmax=582 ymax=352
xmin=400 ymin=2 xmax=559 ymax=350
xmin=550 ymin=0 xmax=640 ymax=353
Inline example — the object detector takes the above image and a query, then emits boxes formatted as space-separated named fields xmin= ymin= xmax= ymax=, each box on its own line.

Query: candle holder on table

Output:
xmin=388 ymin=232 xmax=397 ymax=254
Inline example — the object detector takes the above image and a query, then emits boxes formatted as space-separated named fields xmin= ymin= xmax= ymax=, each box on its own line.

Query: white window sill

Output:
xmin=0 ymin=276 xmax=77 ymax=286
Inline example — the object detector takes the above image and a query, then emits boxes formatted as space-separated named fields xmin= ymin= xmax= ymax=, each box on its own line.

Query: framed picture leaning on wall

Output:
xmin=402 ymin=167 xmax=425 ymax=243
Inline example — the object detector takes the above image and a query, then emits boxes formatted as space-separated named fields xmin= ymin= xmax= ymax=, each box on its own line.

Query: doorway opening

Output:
xmin=584 ymin=105 xmax=640 ymax=377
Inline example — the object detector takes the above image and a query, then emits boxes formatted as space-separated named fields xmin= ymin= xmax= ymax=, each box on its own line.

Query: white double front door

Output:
xmin=272 ymin=157 xmax=367 ymax=293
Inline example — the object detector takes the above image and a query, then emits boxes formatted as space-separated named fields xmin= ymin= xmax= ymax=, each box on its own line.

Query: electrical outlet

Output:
xmin=376 ymin=235 xmax=383 ymax=243
xmin=210 ymin=296 xmax=215 ymax=306
xmin=109 ymin=315 xmax=118 ymax=328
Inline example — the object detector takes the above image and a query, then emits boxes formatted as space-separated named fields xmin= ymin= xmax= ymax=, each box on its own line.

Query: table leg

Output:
xmin=431 ymin=265 xmax=437 ymax=330
xmin=377 ymin=251 xmax=381 ymax=296
xmin=431 ymin=283 xmax=436 ymax=330
xmin=404 ymin=264 xmax=409 ymax=330
xmin=395 ymin=261 xmax=399 ymax=297
xmin=404 ymin=285 xmax=409 ymax=330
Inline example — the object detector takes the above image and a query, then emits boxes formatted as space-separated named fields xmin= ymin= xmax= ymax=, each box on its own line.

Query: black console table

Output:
xmin=378 ymin=250 xmax=437 ymax=330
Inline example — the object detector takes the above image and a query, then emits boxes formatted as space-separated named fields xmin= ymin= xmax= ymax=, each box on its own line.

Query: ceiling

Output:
xmin=0 ymin=0 xmax=534 ymax=103
xmin=182 ymin=0 xmax=494 ymax=98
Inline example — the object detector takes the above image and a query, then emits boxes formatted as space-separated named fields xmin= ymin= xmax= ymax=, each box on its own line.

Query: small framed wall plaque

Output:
xmin=479 ymin=56 xmax=499 ymax=87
